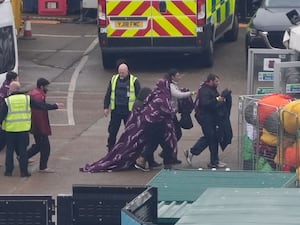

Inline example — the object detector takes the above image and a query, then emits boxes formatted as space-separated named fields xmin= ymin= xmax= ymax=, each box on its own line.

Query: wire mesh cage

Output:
xmin=238 ymin=94 xmax=300 ymax=176
xmin=279 ymin=101 xmax=300 ymax=171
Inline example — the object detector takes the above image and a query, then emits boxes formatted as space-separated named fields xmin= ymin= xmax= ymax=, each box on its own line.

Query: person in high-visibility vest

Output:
xmin=0 ymin=81 xmax=63 ymax=177
xmin=103 ymin=63 xmax=141 ymax=151
xmin=0 ymin=71 xmax=19 ymax=153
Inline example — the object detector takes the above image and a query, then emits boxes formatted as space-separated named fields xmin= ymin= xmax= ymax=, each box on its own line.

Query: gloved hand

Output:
xmin=221 ymin=88 xmax=232 ymax=97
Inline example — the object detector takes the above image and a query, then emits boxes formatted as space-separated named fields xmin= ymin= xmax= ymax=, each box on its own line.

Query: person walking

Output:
xmin=103 ymin=63 xmax=141 ymax=151
xmin=26 ymin=78 xmax=64 ymax=173
xmin=157 ymin=69 xmax=195 ymax=165
xmin=135 ymin=69 xmax=195 ymax=171
xmin=165 ymin=68 xmax=195 ymax=141
xmin=184 ymin=74 xmax=232 ymax=168
xmin=80 ymin=78 xmax=177 ymax=172
xmin=0 ymin=81 xmax=62 ymax=177
xmin=0 ymin=71 xmax=18 ymax=152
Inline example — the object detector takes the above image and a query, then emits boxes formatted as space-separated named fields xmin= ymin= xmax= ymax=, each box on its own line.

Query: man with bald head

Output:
xmin=0 ymin=81 xmax=63 ymax=177
xmin=104 ymin=62 xmax=141 ymax=151
xmin=8 ymin=80 xmax=21 ymax=93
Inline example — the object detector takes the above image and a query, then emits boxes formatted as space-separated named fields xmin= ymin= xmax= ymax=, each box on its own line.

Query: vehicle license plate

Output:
xmin=115 ymin=21 xmax=143 ymax=28
xmin=47 ymin=2 xmax=57 ymax=9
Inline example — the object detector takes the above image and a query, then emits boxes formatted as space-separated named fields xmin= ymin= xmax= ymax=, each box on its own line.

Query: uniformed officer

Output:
xmin=103 ymin=63 xmax=141 ymax=151
xmin=0 ymin=81 xmax=62 ymax=177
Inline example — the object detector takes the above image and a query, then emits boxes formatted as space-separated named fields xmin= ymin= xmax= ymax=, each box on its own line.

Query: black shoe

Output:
xmin=20 ymin=172 xmax=31 ymax=177
xmin=149 ymin=161 xmax=162 ymax=168
xmin=164 ymin=164 xmax=172 ymax=169
xmin=169 ymin=159 xmax=182 ymax=165
xmin=207 ymin=163 xmax=217 ymax=169
xmin=4 ymin=172 xmax=12 ymax=177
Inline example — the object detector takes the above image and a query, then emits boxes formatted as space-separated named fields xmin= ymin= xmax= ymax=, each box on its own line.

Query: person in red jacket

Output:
xmin=27 ymin=78 xmax=64 ymax=173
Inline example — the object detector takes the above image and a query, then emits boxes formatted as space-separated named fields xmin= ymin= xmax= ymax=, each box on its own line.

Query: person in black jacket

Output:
xmin=184 ymin=74 xmax=232 ymax=168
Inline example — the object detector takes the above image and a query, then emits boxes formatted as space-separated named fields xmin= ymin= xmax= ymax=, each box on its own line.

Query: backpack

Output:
xmin=177 ymin=88 xmax=194 ymax=129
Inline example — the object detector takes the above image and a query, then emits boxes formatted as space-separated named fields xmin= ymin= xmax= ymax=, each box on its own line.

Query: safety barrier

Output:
xmin=38 ymin=0 xmax=67 ymax=16
xmin=0 ymin=195 xmax=55 ymax=225
xmin=238 ymin=94 xmax=300 ymax=176
xmin=57 ymin=185 xmax=148 ymax=225
xmin=0 ymin=185 xmax=150 ymax=225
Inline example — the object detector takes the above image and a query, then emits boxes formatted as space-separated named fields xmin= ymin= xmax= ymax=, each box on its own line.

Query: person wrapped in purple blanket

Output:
xmin=80 ymin=78 xmax=178 ymax=172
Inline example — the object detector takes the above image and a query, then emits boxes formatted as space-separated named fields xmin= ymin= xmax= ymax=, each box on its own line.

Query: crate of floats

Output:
xmin=38 ymin=0 xmax=67 ymax=16
xmin=238 ymin=93 xmax=300 ymax=178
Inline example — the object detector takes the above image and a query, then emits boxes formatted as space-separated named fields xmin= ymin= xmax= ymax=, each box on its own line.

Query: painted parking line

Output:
xmin=66 ymin=37 xmax=99 ymax=126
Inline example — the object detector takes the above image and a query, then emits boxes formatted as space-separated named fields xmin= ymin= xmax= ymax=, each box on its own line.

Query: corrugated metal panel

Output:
xmin=176 ymin=188 xmax=300 ymax=225
xmin=148 ymin=169 xmax=297 ymax=202
xmin=157 ymin=201 xmax=191 ymax=218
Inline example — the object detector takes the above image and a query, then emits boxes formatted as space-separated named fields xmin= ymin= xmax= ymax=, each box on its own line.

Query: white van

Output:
xmin=0 ymin=0 xmax=18 ymax=85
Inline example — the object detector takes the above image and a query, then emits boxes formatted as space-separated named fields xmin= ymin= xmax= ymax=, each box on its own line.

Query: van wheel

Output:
xmin=224 ymin=14 xmax=239 ymax=42
xmin=102 ymin=53 xmax=115 ymax=69
xmin=202 ymin=39 xmax=214 ymax=68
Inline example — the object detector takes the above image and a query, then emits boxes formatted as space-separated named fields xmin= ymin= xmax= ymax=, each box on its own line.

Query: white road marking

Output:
xmin=67 ymin=37 xmax=99 ymax=125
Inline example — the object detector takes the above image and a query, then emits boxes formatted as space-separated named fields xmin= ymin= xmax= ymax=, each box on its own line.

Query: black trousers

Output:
xmin=5 ymin=131 xmax=29 ymax=174
xmin=190 ymin=136 xmax=208 ymax=156
xmin=173 ymin=116 xmax=182 ymax=141
xmin=107 ymin=110 xmax=129 ymax=151
xmin=27 ymin=134 xmax=50 ymax=170
xmin=198 ymin=116 xmax=219 ymax=165
xmin=0 ymin=128 xmax=6 ymax=152
xmin=142 ymin=122 xmax=165 ymax=165
xmin=142 ymin=117 xmax=181 ymax=165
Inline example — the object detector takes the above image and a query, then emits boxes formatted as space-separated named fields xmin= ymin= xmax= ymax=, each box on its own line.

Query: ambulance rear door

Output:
xmin=151 ymin=0 xmax=197 ymax=47
xmin=101 ymin=0 xmax=197 ymax=68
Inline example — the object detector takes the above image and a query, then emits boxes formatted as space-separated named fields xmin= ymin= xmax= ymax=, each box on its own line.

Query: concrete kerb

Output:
xmin=22 ymin=14 xmax=80 ymax=24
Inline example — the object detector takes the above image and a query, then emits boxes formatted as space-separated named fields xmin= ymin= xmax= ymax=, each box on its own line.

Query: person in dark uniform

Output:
xmin=103 ymin=63 xmax=141 ymax=151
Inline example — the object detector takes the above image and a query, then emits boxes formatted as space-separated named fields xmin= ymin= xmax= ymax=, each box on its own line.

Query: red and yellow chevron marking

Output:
xmin=106 ymin=0 xmax=196 ymax=38
xmin=107 ymin=1 xmax=152 ymax=37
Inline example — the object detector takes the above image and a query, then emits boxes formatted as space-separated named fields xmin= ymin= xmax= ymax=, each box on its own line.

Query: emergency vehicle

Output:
xmin=97 ymin=0 xmax=239 ymax=68
xmin=0 ymin=0 xmax=18 ymax=84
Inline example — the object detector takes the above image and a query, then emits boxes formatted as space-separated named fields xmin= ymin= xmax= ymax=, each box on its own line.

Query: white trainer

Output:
xmin=184 ymin=149 xmax=193 ymax=166
xmin=217 ymin=161 xmax=227 ymax=168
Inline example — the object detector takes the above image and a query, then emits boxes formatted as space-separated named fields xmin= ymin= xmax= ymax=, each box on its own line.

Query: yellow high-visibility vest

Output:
xmin=2 ymin=94 xmax=31 ymax=132
xmin=110 ymin=74 xmax=137 ymax=111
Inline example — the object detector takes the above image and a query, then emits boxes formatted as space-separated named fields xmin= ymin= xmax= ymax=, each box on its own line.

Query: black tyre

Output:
xmin=102 ymin=52 xmax=115 ymax=69
xmin=202 ymin=39 xmax=214 ymax=68
xmin=224 ymin=14 xmax=239 ymax=42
